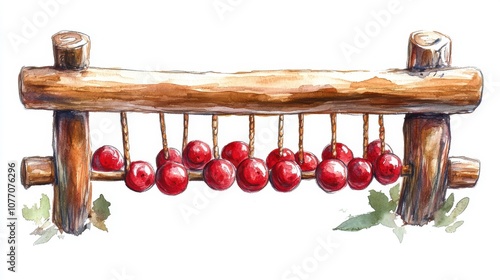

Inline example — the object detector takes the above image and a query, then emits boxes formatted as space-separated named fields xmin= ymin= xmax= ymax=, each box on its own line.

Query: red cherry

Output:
xmin=366 ymin=140 xmax=393 ymax=165
xmin=266 ymin=148 xmax=295 ymax=169
xmin=203 ymin=159 xmax=236 ymax=191
xmin=315 ymin=159 xmax=347 ymax=192
xmin=155 ymin=148 xmax=182 ymax=168
xmin=374 ymin=153 xmax=402 ymax=185
xmin=236 ymin=158 xmax=269 ymax=192
xmin=182 ymin=140 xmax=212 ymax=170
xmin=156 ymin=161 xmax=189 ymax=195
xmin=347 ymin=158 xmax=373 ymax=190
xmin=294 ymin=151 xmax=319 ymax=172
xmin=125 ymin=161 xmax=155 ymax=192
xmin=270 ymin=160 xmax=301 ymax=192
xmin=221 ymin=141 xmax=249 ymax=167
xmin=92 ymin=145 xmax=124 ymax=171
xmin=321 ymin=143 xmax=354 ymax=165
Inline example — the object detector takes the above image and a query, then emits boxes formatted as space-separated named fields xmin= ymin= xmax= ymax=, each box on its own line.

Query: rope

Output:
xmin=278 ymin=114 xmax=284 ymax=157
xmin=159 ymin=113 xmax=169 ymax=160
xmin=378 ymin=114 xmax=385 ymax=154
xmin=212 ymin=115 xmax=219 ymax=159
xmin=183 ymin=113 xmax=189 ymax=151
xmin=120 ymin=112 xmax=131 ymax=172
xmin=249 ymin=114 xmax=255 ymax=158
xmin=330 ymin=113 xmax=337 ymax=158
xmin=363 ymin=113 xmax=369 ymax=159
xmin=298 ymin=113 xmax=304 ymax=164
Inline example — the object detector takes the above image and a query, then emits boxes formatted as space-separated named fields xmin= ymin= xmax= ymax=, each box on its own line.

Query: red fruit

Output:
xmin=321 ymin=143 xmax=354 ymax=165
xmin=270 ymin=160 xmax=301 ymax=192
xmin=92 ymin=145 xmax=124 ymax=171
xmin=266 ymin=148 xmax=295 ymax=169
xmin=236 ymin=158 xmax=269 ymax=192
xmin=182 ymin=140 xmax=212 ymax=170
xmin=125 ymin=161 xmax=155 ymax=192
xmin=374 ymin=153 xmax=402 ymax=185
xmin=347 ymin=158 xmax=373 ymax=190
xmin=294 ymin=151 xmax=319 ymax=172
xmin=221 ymin=141 xmax=249 ymax=167
xmin=203 ymin=159 xmax=236 ymax=191
xmin=366 ymin=140 xmax=393 ymax=165
xmin=315 ymin=159 xmax=347 ymax=192
xmin=156 ymin=161 xmax=189 ymax=195
xmin=155 ymin=148 xmax=182 ymax=168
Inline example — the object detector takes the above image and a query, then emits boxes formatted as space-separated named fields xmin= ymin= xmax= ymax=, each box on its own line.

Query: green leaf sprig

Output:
xmin=333 ymin=184 xmax=470 ymax=242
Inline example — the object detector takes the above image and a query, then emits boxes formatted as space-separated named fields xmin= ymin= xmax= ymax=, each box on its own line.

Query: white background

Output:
xmin=1 ymin=1 xmax=499 ymax=279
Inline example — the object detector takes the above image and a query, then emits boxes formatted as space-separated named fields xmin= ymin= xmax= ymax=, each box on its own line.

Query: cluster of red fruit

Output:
xmin=91 ymin=139 xmax=402 ymax=194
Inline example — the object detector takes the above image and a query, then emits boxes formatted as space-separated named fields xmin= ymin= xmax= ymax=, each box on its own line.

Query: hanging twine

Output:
xmin=159 ymin=113 xmax=169 ymax=160
xmin=298 ymin=113 xmax=305 ymax=164
xmin=363 ymin=114 xmax=369 ymax=159
xmin=330 ymin=113 xmax=337 ymax=158
xmin=278 ymin=114 xmax=284 ymax=157
xmin=212 ymin=115 xmax=220 ymax=159
xmin=378 ymin=114 xmax=386 ymax=154
xmin=120 ymin=112 xmax=131 ymax=172
xmin=249 ymin=114 xmax=255 ymax=158
xmin=183 ymin=113 xmax=189 ymax=151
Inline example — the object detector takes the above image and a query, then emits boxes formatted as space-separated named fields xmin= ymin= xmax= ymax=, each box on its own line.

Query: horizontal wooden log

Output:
xmin=19 ymin=66 xmax=482 ymax=115
xmin=21 ymin=156 xmax=477 ymax=188
xmin=447 ymin=156 xmax=480 ymax=188
xmin=21 ymin=156 xmax=55 ymax=188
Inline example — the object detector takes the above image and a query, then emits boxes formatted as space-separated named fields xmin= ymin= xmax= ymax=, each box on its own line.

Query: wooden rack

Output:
xmin=19 ymin=30 xmax=482 ymax=235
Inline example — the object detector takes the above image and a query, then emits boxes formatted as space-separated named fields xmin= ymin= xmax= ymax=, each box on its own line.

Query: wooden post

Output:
xmin=51 ymin=31 xmax=92 ymax=235
xmin=397 ymin=31 xmax=453 ymax=225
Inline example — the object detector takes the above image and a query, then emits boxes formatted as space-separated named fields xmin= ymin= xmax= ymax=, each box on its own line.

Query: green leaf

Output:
xmin=380 ymin=212 xmax=397 ymax=228
xmin=90 ymin=216 xmax=108 ymax=231
xmin=389 ymin=183 xmax=400 ymax=202
xmin=90 ymin=194 xmax=111 ymax=232
xmin=434 ymin=194 xmax=455 ymax=227
xmin=392 ymin=226 xmax=406 ymax=243
xmin=34 ymin=225 xmax=58 ymax=245
xmin=368 ymin=190 xmax=392 ymax=213
xmin=441 ymin=193 xmax=455 ymax=214
xmin=334 ymin=212 xmax=380 ymax=231
xmin=22 ymin=194 xmax=50 ymax=225
xmin=445 ymin=221 xmax=465 ymax=233
xmin=93 ymin=194 xmax=111 ymax=220
xmin=449 ymin=197 xmax=469 ymax=220
xmin=434 ymin=195 xmax=469 ymax=228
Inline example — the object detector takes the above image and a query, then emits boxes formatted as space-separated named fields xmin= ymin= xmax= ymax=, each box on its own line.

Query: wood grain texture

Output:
xmin=21 ymin=156 xmax=54 ymax=188
xmin=447 ymin=156 xmax=480 ymax=188
xmin=51 ymin=30 xmax=92 ymax=235
xmin=52 ymin=111 xmax=91 ymax=235
xmin=397 ymin=114 xmax=450 ymax=225
xmin=397 ymin=30 xmax=456 ymax=226
xmin=407 ymin=30 xmax=451 ymax=71
xmin=52 ymin=30 xmax=90 ymax=70
xmin=19 ymin=66 xmax=482 ymax=115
